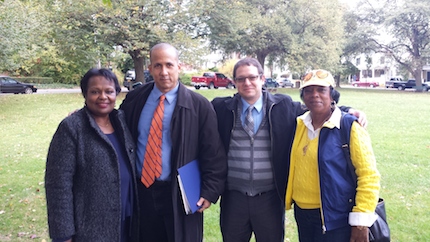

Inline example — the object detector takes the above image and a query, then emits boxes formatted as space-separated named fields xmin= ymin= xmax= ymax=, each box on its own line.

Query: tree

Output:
xmin=206 ymin=0 xmax=292 ymax=69
xmin=47 ymin=0 xmax=110 ymax=83
xmin=339 ymin=7 xmax=379 ymax=85
xmin=206 ymin=0 xmax=346 ymax=76
xmin=383 ymin=1 xmax=430 ymax=88
xmin=94 ymin=0 xmax=211 ymax=83
xmin=352 ymin=0 xmax=430 ymax=90
xmin=0 ymin=0 xmax=51 ymax=75
xmin=286 ymin=0 xmax=345 ymax=75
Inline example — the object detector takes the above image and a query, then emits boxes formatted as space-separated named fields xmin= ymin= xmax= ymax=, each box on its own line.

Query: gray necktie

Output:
xmin=244 ymin=105 xmax=254 ymax=137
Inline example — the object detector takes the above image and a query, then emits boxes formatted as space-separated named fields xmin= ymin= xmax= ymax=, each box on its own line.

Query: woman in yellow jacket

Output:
xmin=285 ymin=70 xmax=380 ymax=242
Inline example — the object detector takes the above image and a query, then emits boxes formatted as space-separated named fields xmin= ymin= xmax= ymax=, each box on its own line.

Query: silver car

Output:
xmin=276 ymin=78 xmax=294 ymax=88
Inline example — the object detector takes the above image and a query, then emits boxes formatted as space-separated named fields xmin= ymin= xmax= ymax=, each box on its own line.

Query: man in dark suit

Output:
xmin=120 ymin=43 xmax=227 ymax=242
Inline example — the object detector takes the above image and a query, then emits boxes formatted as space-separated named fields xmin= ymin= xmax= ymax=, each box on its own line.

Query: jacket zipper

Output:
xmin=318 ymin=128 xmax=326 ymax=234
xmin=267 ymin=102 xmax=276 ymax=191
xmin=249 ymin=107 xmax=255 ymax=191
xmin=231 ymin=109 xmax=236 ymax=134
xmin=318 ymin=177 xmax=327 ymax=234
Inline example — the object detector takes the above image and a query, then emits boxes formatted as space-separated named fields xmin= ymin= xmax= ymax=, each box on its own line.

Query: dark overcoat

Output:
xmin=45 ymin=108 xmax=138 ymax=242
xmin=120 ymin=81 xmax=227 ymax=242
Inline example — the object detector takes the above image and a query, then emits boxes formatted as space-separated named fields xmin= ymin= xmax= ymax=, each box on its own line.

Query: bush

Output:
xmin=292 ymin=73 xmax=301 ymax=80
xmin=13 ymin=77 xmax=54 ymax=84
xmin=180 ymin=73 xmax=194 ymax=86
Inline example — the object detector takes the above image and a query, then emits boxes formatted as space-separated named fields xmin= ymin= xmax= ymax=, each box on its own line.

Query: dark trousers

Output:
xmin=294 ymin=205 xmax=351 ymax=242
xmin=220 ymin=189 xmax=284 ymax=242
xmin=137 ymin=180 xmax=174 ymax=242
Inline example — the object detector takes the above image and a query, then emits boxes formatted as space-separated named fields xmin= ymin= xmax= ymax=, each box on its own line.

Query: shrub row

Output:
xmin=13 ymin=77 xmax=54 ymax=84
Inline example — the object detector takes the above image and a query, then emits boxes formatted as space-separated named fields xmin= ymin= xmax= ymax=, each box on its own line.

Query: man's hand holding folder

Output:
xmin=178 ymin=159 xmax=213 ymax=214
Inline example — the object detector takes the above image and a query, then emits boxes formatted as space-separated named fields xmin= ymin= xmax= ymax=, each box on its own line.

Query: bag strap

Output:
xmin=340 ymin=112 xmax=357 ymax=182
xmin=341 ymin=114 xmax=390 ymax=241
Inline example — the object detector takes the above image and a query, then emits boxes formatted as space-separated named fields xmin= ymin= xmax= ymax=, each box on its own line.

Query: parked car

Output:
xmin=191 ymin=72 xmax=235 ymax=89
xmin=392 ymin=79 xmax=417 ymax=90
xmin=264 ymin=78 xmax=279 ymax=88
xmin=0 ymin=76 xmax=37 ymax=94
xmin=385 ymin=77 xmax=403 ymax=88
xmin=424 ymin=81 xmax=430 ymax=91
xmin=276 ymin=78 xmax=294 ymax=88
xmin=352 ymin=81 xmax=379 ymax=88
xmin=123 ymin=69 xmax=153 ymax=90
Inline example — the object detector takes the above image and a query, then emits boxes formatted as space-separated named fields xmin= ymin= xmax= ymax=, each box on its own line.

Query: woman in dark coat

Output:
xmin=45 ymin=68 xmax=138 ymax=242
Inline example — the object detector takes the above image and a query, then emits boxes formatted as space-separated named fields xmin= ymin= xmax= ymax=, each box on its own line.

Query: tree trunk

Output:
xmin=129 ymin=49 xmax=146 ymax=84
xmin=334 ymin=74 xmax=341 ymax=88
xmin=413 ymin=67 xmax=424 ymax=92
xmin=256 ymin=52 xmax=268 ymax=74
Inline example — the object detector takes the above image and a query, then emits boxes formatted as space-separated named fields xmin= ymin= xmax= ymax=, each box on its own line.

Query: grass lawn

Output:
xmin=0 ymin=87 xmax=429 ymax=241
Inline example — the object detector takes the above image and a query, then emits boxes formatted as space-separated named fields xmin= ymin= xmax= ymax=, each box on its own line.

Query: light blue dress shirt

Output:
xmin=136 ymin=84 xmax=178 ymax=181
xmin=240 ymin=95 xmax=264 ymax=134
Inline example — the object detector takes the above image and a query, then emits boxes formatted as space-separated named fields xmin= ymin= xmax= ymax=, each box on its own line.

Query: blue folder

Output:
xmin=177 ymin=159 xmax=201 ymax=214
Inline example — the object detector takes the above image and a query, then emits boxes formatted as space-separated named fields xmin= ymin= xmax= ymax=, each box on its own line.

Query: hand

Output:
xmin=68 ymin=109 xmax=79 ymax=117
xmin=196 ymin=197 xmax=211 ymax=213
xmin=348 ymin=108 xmax=368 ymax=128
xmin=350 ymin=226 xmax=369 ymax=242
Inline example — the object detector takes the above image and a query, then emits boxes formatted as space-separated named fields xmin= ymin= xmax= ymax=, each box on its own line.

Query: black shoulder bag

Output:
xmin=340 ymin=113 xmax=391 ymax=242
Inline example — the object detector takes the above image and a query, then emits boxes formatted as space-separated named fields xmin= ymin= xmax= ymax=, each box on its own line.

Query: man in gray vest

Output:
xmin=212 ymin=58 xmax=366 ymax=242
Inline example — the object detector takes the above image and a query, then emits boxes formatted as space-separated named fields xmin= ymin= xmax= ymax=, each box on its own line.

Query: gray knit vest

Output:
xmin=226 ymin=103 xmax=274 ymax=196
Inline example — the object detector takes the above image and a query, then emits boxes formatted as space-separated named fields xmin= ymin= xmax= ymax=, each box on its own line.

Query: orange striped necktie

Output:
xmin=141 ymin=94 xmax=165 ymax=188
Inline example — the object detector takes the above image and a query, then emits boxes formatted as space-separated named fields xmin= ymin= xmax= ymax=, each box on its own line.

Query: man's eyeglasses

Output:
xmin=303 ymin=70 xmax=329 ymax=82
xmin=234 ymin=75 xmax=261 ymax=83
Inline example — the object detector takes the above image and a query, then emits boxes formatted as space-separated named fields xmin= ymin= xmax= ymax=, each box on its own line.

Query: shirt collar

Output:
xmin=299 ymin=107 xmax=342 ymax=131
xmin=241 ymin=95 xmax=263 ymax=115
xmin=152 ymin=83 xmax=179 ymax=103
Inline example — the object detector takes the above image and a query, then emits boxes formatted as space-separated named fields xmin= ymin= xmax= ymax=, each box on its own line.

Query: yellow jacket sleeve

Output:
xmin=349 ymin=122 xmax=381 ymax=226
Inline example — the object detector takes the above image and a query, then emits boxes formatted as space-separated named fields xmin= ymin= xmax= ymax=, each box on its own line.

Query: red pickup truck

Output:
xmin=191 ymin=72 xmax=235 ymax=89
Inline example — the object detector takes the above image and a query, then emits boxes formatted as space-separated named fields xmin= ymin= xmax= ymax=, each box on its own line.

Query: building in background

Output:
xmin=352 ymin=52 xmax=430 ymax=85
xmin=352 ymin=52 xmax=398 ymax=86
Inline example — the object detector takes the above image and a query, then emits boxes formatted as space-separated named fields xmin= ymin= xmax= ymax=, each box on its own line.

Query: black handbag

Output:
xmin=369 ymin=198 xmax=390 ymax=242
xmin=340 ymin=114 xmax=391 ymax=242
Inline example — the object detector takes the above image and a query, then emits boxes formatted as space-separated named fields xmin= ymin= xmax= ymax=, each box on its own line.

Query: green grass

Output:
xmin=0 ymin=87 xmax=429 ymax=241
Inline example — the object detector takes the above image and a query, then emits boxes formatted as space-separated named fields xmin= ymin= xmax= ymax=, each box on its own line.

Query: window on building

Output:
xmin=374 ymin=69 xmax=385 ymax=77
xmin=356 ymin=58 xmax=361 ymax=66
xmin=363 ymin=70 xmax=373 ymax=78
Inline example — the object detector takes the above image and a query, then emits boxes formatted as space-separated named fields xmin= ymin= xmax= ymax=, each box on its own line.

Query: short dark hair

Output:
xmin=233 ymin=58 xmax=264 ymax=80
xmin=80 ymin=68 xmax=121 ymax=98
xmin=331 ymin=88 xmax=340 ymax=103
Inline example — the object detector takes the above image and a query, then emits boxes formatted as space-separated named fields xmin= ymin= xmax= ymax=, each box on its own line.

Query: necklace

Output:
xmin=311 ymin=111 xmax=332 ymax=130
xmin=96 ymin=120 xmax=111 ymax=127
xmin=303 ymin=134 xmax=311 ymax=156
xmin=303 ymin=111 xmax=332 ymax=156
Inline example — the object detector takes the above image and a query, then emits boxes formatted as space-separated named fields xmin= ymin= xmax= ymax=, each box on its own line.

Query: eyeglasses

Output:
xmin=234 ymin=75 xmax=261 ymax=83
xmin=303 ymin=70 xmax=329 ymax=82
